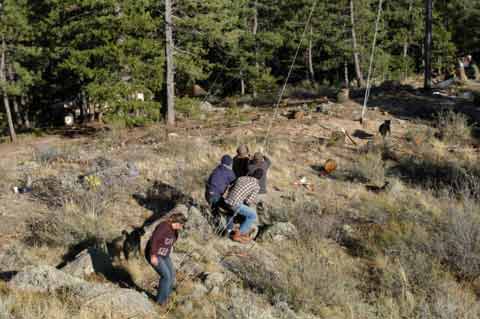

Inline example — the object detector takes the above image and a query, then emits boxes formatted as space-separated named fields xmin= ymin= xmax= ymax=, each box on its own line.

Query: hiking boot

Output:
xmin=231 ymin=230 xmax=249 ymax=244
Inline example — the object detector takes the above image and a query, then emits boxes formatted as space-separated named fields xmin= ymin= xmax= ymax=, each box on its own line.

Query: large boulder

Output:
xmin=61 ymin=247 xmax=111 ymax=279
xmin=8 ymin=265 xmax=84 ymax=293
xmin=9 ymin=265 xmax=157 ymax=318
xmin=260 ymin=222 xmax=299 ymax=242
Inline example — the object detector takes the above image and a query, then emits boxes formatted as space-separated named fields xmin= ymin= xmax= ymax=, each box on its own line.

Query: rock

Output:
xmin=191 ymin=84 xmax=207 ymax=97
xmin=9 ymin=265 xmax=157 ymax=318
xmin=191 ymin=282 xmax=209 ymax=298
xmin=184 ymin=205 xmax=213 ymax=239
xmin=261 ymin=222 xmax=298 ymax=241
xmin=61 ymin=247 xmax=111 ymax=279
xmin=337 ymin=88 xmax=349 ymax=103
xmin=258 ymin=205 xmax=290 ymax=225
xmin=221 ymin=247 xmax=286 ymax=297
xmin=76 ymin=285 xmax=156 ymax=318
xmin=9 ymin=265 xmax=84 ymax=293
xmin=199 ymin=101 xmax=214 ymax=112
xmin=204 ymin=272 xmax=226 ymax=290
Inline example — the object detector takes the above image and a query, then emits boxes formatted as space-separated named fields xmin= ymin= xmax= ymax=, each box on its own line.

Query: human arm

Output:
xmin=264 ymin=156 xmax=272 ymax=169
xmin=151 ymin=254 xmax=158 ymax=266
xmin=244 ymin=184 xmax=260 ymax=206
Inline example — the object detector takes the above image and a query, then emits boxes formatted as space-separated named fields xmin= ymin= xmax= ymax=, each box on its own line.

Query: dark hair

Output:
xmin=168 ymin=212 xmax=187 ymax=224
xmin=251 ymin=168 xmax=264 ymax=180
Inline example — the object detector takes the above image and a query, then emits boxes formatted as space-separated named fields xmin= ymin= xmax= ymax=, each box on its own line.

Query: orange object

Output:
xmin=323 ymin=159 xmax=337 ymax=174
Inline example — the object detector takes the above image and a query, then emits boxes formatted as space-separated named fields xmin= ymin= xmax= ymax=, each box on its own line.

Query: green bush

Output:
xmin=175 ymin=97 xmax=202 ymax=119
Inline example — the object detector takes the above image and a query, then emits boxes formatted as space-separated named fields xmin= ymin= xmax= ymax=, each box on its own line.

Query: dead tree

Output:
xmin=165 ymin=0 xmax=175 ymax=126
xmin=350 ymin=0 xmax=365 ymax=88
xmin=1 ymin=35 xmax=16 ymax=142
xmin=424 ymin=0 xmax=433 ymax=89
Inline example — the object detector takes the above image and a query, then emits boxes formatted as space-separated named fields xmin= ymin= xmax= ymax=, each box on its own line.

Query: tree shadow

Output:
xmin=56 ymin=242 xmax=155 ymax=299
xmin=352 ymin=129 xmax=375 ymax=140
xmin=133 ymin=181 xmax=196 ymax=227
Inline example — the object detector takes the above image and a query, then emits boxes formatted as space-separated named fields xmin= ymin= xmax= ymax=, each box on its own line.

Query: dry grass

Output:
xmin=0 ymin=282 xmax=91 ymax=319
xmin=351 ymin=151 xmax=385 ymax=185
xmin=435 ymin=110 xmax=472 ymax=145
xmin=24 ymin=206 xmax=116 ymax=248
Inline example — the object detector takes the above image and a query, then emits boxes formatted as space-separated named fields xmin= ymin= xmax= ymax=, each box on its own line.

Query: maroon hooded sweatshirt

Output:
xmin=150 ymin=221 xmax=178 ymax=257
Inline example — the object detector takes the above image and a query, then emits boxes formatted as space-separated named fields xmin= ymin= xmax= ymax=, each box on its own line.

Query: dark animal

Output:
xmin=107 ymin=232 xmax=127 ymax=261
xmin=378 ymin=120 xmax=391 ymax=138
xmin=123 ymin=228 xmax=146 ymax=260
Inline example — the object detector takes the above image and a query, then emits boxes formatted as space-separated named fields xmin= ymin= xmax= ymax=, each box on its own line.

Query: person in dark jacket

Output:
xmin=149 ymin=212 xmax=187 ymax=305
xmin=247 ymin=152 xmax=271 ymax=194
xmin=233 ymin=144 xmax=250 ymax=177
xmin=205 ymin=155 xmax=236 ymax=208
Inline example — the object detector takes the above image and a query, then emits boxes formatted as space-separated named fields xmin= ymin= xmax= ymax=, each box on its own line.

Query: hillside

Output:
xmin=1 ymin=82 xmax=480 ymax=318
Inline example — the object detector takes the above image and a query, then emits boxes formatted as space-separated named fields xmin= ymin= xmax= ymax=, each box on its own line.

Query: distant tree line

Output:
xmin=0 ymin=0 xmax=479 ymax=137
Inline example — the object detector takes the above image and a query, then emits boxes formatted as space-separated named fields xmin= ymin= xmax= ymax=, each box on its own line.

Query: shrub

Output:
xmin=434 ymin=195 xmax=480 ymax=279
xmin=175 ymin=97 xmax=202 ymax=119
xmin=436 ymin=110 xmax=472 ymax=145
xmin=351 ymin=151 xmax=385 ymax=185
xmin=25 ymin=207 xmax=114 ymax=248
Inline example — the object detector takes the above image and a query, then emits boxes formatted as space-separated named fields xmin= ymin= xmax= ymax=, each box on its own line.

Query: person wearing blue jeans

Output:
xmin=226 ymin=204 xmax=257 ymax=235
xmin=224 ymin=169 xmax=263 ymax=243
xmin=149 ymin=212 xmax=187 ymax=305
xmin=153 ymin=255 xmax=175 ymax=304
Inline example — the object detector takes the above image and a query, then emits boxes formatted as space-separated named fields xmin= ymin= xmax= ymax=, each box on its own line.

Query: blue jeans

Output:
xmin=153 ymin=255 xmax=175 ymax=305
xmin=206 ymin=192 xmax=221 ymax=208
xmin=227 ymin=204 xmax=257 ymax=234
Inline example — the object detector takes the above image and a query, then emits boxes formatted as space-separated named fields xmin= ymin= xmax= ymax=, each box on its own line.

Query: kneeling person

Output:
xmin=205 ymin=155 xmax=236 ymax=208
xmin=224 ymin=169 xmax=263 ymax=243
xmin=150 ymin=212 xmax=187 ymax=305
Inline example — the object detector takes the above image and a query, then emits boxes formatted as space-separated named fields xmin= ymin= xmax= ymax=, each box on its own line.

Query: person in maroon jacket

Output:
xmin=149 ymin=212 xmax=187 ymax=305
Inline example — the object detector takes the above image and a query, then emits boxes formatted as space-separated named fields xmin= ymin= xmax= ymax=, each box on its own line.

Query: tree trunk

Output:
xmin=344 ymin=61 xmax=349 ymax=88
xmin=21 ymin=95 xmax=31 ymax=129
xmin=12 ymin=97 xmax=23 ymax=127
xmin=424 ymin=0 xmax=433 ymax=89
xmin=307 ymin=25 xmax=315 ymax=82
xmin=240 ymin=71 xmax=245 ymax=96
xmin=403 ymin=0 xmax=413 ymax=80
xmin=165 ymin=0 xmax=175 ymax=126
xmin=252 ymin=0 xmax=258 ymax=99
xmin=7 ymin=64 xmax=23 ymax=127
xmin=1 ymin=36 xmax=16 ymax=142
xmin=350 ymin=0 xmax=365 ymax=87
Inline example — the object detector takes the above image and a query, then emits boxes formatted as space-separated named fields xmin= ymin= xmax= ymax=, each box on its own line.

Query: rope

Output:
xmin=360 ymin=0 xmax=384 ymax=122
xmin=263 ymin=0 xmax=319 ymax=150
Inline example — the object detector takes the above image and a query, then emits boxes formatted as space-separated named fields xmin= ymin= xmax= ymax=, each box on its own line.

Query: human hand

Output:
xmin=151 ymin=255 xmax=158 ymax=266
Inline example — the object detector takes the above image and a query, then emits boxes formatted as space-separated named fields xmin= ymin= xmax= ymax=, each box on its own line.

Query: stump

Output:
xmin=337 ymin=88 xmax=350 ymax=103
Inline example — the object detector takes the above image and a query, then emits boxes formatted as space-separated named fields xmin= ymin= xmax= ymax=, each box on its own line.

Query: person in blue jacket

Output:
xmin=205 ymin=155 xmax=236 ymax=209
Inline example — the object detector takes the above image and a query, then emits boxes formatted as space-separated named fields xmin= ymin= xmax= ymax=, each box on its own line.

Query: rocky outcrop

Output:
xmin=9 ymin=265 xmax=157 ymax=318
xmin=61 ymin=247 xmax=111 ymax=279
xmin=260 ymin=222 xmax=298 ymax=242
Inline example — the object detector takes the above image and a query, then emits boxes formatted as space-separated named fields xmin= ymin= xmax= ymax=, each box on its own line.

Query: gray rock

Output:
xmin=199 ymin=101 xmax=214 ymax=112
xmin=9 ymin=265 xmax=157 ymax=318
xmin=191 ymin=282 xmax=209 ymax=298
xmin=9 ymin=265 xmax=84 ymax=293
xmin=184 ymin=205 xmax=213 ymax=239
xmin=77 ymin=285 xmax=156 ymax=318
xmin=204 ymin=272 xmax=226 ymax=290
xmin=261 ymin=222 xmax=298 ymax=242
xmin=61 ymin=247 xmax=111 ymax=279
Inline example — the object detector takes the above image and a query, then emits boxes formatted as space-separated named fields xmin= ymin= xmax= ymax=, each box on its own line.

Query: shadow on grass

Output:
xmin=134 ymin=181 xmax=196 ymax=227
xmin=389 ymin=155 xmax=480 ymax=196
